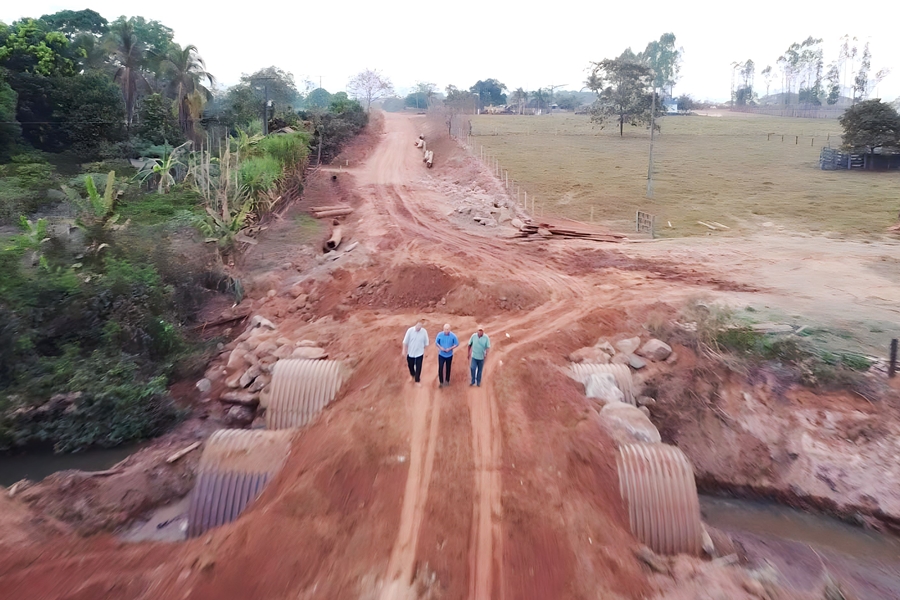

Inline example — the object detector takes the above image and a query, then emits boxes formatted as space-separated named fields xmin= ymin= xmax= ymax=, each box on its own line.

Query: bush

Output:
xmin=0 ymin=348 xmax=182 ymax=452
xmin=239 ymin=155 xmax=282 ymax=198
xmin=258 ymin=132 xmax=310 ymax=170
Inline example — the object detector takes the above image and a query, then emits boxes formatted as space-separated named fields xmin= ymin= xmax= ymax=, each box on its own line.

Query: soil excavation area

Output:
xmin=2 ymin=113 xmax=899 ymax=600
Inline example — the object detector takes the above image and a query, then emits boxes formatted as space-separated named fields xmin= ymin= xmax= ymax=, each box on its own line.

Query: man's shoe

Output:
xmin=469 ymin=382 xmax=475 ymax=386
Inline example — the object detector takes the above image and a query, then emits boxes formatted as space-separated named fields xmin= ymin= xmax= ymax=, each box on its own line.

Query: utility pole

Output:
xmin=647 ymin=77 xmax=657 ymax=198
xmin=251 ymin=76 xmax=277 ymax=136
xmin=546 ymin=84 xmax=567 ymax=114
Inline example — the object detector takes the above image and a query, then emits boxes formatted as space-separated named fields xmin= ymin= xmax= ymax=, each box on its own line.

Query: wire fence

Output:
xmin=449 ymin=123 xmax=551 ymax=220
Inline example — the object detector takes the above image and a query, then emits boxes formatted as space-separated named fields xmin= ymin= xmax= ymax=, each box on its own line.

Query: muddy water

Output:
xmin=0 ymin=444 xmax=145 ymax=487
xmin=700 ymin=495 xmax=900 ymax=599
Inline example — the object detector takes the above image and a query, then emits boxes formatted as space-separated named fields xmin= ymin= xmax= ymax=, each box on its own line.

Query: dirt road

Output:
xmin=2 ymin=112 xmax=870 ymax=599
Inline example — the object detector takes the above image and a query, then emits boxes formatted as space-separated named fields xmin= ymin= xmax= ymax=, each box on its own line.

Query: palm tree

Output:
xmin=107 ymin=20 xmax=147 ymax=128
xmin=511 ymin=87 xmax=529 ymax=114
xmin=162 ymin=44 xmax=215 ymax=139
xmin=532 ymin=88 xmax=547 ymax=113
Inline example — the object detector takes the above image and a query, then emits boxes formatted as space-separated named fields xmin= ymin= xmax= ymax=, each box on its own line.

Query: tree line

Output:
xmin=0 ymin=10 xmax=376 ymax=163
xmin=730 ymin=35 xmax=891 ymax=107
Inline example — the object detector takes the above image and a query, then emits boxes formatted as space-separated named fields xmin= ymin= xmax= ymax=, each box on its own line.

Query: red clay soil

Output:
xmin=1 ymin=112 xmax=823 ymax=599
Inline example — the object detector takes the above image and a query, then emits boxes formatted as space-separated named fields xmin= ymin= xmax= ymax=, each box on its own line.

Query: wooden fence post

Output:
xmin=890 ymin=339 xmax=898 ymax=378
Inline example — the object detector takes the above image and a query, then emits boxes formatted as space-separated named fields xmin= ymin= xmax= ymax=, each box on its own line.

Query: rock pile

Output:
xmin=202 ymin=315 xmax=329 ymax=427
xmin=418 ymin=177 xmax=527 ymax=228
xmin=567 ymin=335 xmax=674 ymax=445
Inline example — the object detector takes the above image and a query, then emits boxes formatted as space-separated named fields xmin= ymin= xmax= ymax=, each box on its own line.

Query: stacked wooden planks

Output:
xmin=513 ymin=221 xmax=625 ymax=243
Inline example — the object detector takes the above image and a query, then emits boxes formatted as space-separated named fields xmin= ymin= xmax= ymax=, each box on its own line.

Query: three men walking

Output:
xmin=435 ymin=324 xmax=459 ymax=387
xmin=401 ymin=321 xmax=490 ymax=388
xmin=468 ymin=325 xmax=491 ymax=387
xmin=402 ymin=321 xmax=429 ymax=384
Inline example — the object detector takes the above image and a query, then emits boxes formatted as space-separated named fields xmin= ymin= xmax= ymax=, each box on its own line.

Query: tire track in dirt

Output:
xmin=467 ymin=383 xmax=503 ymax=600
xmin=380 ymin=372 xmax=442 ymax=599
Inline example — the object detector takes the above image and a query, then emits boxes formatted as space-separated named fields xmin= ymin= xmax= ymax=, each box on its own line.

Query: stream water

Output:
xmin=700 ymin=494 xmax=900 ymax=599
xmin=0 ymin=444 xmax=146 ymax=487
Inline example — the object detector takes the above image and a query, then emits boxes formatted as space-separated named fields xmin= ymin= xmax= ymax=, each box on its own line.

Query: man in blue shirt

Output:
xmin=467 ymin=325 xmax=491 ymax=387
xmin=435 ymin=323 xmax=459 ymax=387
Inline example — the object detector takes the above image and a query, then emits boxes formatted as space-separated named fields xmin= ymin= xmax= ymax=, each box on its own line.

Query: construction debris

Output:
xmin=312 ymin=207 xmax=354 ymax=219
xmin=513 ymin=220 xmax=625 ymax=243
xmin=166 ymin=442 xmax=202 ymax=464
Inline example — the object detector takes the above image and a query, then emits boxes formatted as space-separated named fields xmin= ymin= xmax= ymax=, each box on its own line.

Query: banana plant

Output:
xmin=5 ymin=216 xmax=50 ymax=267
xmin=62 ymin=171 xmax=129 ymax=254
xmin=135 ymin=141 xmax=192 ymax=193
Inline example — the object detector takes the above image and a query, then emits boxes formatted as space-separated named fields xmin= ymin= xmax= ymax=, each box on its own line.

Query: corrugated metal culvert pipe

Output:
xmin=264 ymin=359 xmax=348 ymax=430
xmin=187 ymin=429 xmax=295 ymax=537
xmin=616 ymin=443 xmax=703 ymax=555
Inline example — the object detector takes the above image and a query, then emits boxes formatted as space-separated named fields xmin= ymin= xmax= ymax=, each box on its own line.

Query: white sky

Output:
xmin=3 ymin=2 xmax=898 ymax=102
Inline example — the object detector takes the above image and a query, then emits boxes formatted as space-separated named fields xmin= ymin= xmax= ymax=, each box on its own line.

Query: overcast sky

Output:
xmin=3 ymin=2 xmax=898 ymax=102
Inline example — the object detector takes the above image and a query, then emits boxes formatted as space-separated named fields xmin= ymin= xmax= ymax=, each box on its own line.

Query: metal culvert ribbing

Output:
xmin=266 ymin=359 xmax=347 ymax=430
xmin=187 ymin=429 xmax=294 ymax=538
xmin=616 ymin=443 xmax=703 ymax=555
xmin=570 ymin=363 xmax=636 ymax=404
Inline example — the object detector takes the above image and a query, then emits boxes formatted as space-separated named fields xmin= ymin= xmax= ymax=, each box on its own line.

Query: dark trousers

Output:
xmin=407 ymin=355 xmax=423 ymax=382
xmin=438 ymin=355 xmax=453 ymax=384
xmin=470 ymin=358 xmax=484 ymax=385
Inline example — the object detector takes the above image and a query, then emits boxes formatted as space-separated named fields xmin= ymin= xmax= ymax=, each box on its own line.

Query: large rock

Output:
xmin=255 ymin=340 xmax=279 ymax=358
xmin=296 ymin=340 xmax=319 ymax=348
xmin=239 ymin=365 xmax=262 ymax=388
xmin=226 ymin=348 xmax=249 ymax=370
xmin=595 ymin=341 xmax=616 ymax=356
xmin=598 ymin=402 xmax=661 ymax=445
xmin=628 ymin=354 xmax=647 ymax=370
xmin=219 ymin=391 xmax=260 ymax=407
xmin=615 ymin=337 xmax=642 ymax=355
xmin=225 ymin=405 xmax=256 ymax=427
xmin=248 ymin=374 xmax=271 ymax=393
xmin=568 ymin=346 xmax=611 ymax=364
xmin=637 ymin=339 xmax=673 ymax=361
xmin=584 ymin=373 xmax=624 ymax=406
xmin=250 ymin=315 xmax=276 ymax=330
xmin=291 ymin=346 xmax=328 ymax=360
xmin=273 ymin=344 xmax=294 ymax=359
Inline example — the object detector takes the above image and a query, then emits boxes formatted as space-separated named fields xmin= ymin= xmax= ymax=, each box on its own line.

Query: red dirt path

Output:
xmin=0 ymin=113 xmax=796 ymax=599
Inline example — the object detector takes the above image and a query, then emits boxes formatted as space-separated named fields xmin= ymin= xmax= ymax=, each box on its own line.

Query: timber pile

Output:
xmin=310 ymin=205 xmax=354 ymax=219
xmin=514 ymin=221 xmax=625 ymax=243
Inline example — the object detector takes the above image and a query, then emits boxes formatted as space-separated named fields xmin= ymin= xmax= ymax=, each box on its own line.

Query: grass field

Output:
xmin=469 ymin=112 xmax=900 ymax=238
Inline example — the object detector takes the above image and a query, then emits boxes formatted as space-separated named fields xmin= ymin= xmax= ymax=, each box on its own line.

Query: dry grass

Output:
xmin=469 ymin=112 xmax=900 ymax=238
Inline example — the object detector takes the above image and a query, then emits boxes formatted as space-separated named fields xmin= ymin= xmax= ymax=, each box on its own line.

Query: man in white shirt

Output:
xmin=402 ymin=321 xmax=429 ymax=384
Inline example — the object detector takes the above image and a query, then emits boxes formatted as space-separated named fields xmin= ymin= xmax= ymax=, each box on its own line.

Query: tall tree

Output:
xmin=586 ymin=55 xmax=661 ymax=136
xmin=853 ymin=42 xmax=871 ymax=103
xmin=106 ymin=19 xmax=147 ymax=127
xmin=110 ymin=16 xmax=174 ymax=78
xmin=510 ymin=87 xmax=528 ymax=114
xmin=761 ymin=65 xmax=774 ymax=99
xmin=0 ymin=18 xmax=77 ymax=76
xmin=162 ymin=43 xmax=215 ymax=137
xmin=347 ymin=68 xmax=393 ymax=110
xmin=825 ymin=63 xmax=841 ymax=105
xmin=839 ymin=99 xmax=900 ymax=153
xmin=469 ymin=78 xmax=507 ymax=109
xmin=38 ymin=9 xmax=107 ymax=39
xmin=639 ymin=33 xmax=680 ymax=96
